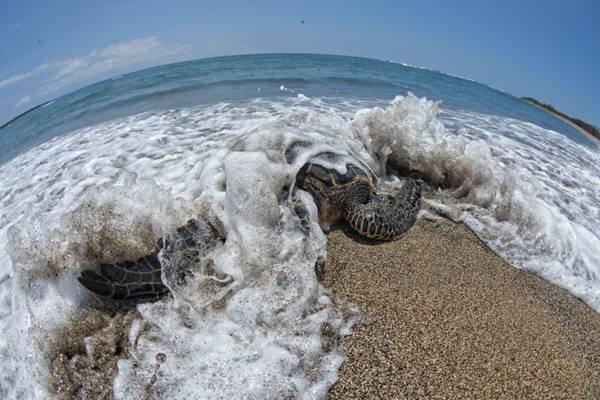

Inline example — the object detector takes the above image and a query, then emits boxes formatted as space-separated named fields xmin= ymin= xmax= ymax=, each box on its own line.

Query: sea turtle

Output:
xmin=296 ymin=157 xmax=421 ymax=240
xmin=78 ymin=154 xmax=420 ymax=302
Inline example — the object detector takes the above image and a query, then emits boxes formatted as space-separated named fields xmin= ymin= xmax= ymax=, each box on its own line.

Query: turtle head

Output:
xmin=297 ymin=161 xmax=374 ymax=232
xmin=299 ymin=174 xmax=344 ymax=231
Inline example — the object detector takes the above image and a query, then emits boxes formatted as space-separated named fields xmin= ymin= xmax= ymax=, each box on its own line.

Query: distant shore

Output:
xmin=325 ymin=219 xmax=600 ymax=399
xmin=523 ymin=97 xmax=600 ymax=144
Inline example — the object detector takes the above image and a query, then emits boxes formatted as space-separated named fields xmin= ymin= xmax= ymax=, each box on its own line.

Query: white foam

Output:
xmin=0 ymin=100 xmax=359 ymax=398
xmin=113 ymin=149 xmax=346 ymax=399
xmin=387 ymin=60 xmax=477 ymax=83
xmin=279 ymin=85 xmax=296 ymax=94
xmin=1 ymin=94 xmax=599 ymax=398
xmin=352 ymin=94 xmax=600 ymax=308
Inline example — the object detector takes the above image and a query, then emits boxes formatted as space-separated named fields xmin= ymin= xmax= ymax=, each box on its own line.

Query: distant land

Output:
xmin=523 ymin=97 xmax=600 ymax=142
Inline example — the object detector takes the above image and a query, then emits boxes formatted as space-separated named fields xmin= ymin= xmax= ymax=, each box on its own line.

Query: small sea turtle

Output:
xmin=79 ymin=154 xmax=420 ymax=302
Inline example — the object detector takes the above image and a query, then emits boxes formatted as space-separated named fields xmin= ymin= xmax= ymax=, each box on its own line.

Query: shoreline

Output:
xmin=324 ymin=219 xmax=600 ymax=399
xmin=525 ymin=99 xmax=600 ymax=145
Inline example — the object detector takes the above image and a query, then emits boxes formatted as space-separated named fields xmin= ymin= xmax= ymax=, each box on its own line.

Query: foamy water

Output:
xmin=0 ymin=90 xmax=598 ymax=398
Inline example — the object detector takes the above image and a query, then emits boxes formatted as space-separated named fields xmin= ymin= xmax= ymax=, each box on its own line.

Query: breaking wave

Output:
xmin=0 ymin=93 xmax=598 ymax=398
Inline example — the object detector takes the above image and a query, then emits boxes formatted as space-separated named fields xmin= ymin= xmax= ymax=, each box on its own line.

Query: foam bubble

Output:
xmin=279 ymin=85 xmax=295 ymax=94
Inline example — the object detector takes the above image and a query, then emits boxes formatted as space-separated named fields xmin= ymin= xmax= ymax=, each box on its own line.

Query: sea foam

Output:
xmin=0 ymin=94 xmax=599 ymax=398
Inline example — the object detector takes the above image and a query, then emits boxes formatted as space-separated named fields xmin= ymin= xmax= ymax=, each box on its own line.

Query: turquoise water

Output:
xmin=1 ymin=54 xmax=599 ymax=398
xmin=0 ymin=54 xmax=594 ymax=164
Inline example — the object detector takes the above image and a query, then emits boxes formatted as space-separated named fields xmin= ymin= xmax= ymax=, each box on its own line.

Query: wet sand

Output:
xmin=324 ymin=219 xmax=600 ymax=399
xmin=526 ymin=100 xmax=600 ymax=145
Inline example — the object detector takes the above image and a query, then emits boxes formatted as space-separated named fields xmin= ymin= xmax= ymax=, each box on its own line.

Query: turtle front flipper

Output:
xmin=78 ymin=216 xmax=225 ymax=303
xmin=345 ymin=178 xmax=421 ymax=241
xmin=78 ymin=252 xmax=168 ymax=301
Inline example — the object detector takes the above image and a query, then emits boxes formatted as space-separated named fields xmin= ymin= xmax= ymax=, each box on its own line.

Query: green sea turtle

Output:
xmin=296 ymin=157 xmax=421 ymax=240
xmin=78 ymin=154 xmax=420 ymax=302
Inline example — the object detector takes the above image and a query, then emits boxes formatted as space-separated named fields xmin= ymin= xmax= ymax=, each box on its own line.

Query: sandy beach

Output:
xmin=50 ymin=218 xmax=600 ymax=399
xmin=324 ymin=219 xmax=600 ymax=399
xmin=526 ymin=100 xmax=600 ymax=145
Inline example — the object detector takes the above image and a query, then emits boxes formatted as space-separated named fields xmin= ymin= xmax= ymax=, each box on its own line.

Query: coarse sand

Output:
xmin=324 ymin=219 xmax=600 ymax=400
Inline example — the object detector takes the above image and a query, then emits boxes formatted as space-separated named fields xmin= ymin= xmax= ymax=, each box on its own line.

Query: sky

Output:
xmin=1 ymin=0 xmax=599 ymax=126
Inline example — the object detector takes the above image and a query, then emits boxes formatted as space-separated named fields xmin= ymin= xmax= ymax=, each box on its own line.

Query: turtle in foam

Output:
xmin=296 ymin=157 xmax=421 ymax=240
xmin=78 ymin=152 xmax=421 ymax=302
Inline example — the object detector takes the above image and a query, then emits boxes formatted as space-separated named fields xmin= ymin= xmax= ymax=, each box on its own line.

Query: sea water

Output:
xmin=0 ymin=54 xmax=598 ymax=399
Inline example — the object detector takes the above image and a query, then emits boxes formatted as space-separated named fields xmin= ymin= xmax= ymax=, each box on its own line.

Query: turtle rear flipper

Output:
xmin=78 ymin=253 xmax=168 ymax=301
xmin=345 ymin=178 xmax=421 ymax=241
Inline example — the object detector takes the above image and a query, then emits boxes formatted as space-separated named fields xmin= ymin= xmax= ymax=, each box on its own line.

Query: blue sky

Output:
xmin=1 ymin=0 xmax=599 ymax=126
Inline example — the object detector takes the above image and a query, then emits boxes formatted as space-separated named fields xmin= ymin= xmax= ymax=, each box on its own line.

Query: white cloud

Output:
xmin=0 ymin=63 xmax=51 ymax=88
xmin=15 ymin=95 xmax=31 ymax=108
xmin=3 ymin=37 xmax=190 ymax=106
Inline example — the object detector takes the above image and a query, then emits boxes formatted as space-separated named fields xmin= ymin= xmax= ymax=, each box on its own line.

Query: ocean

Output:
xmin=0 ymin=54 xmax=598 ymax=399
